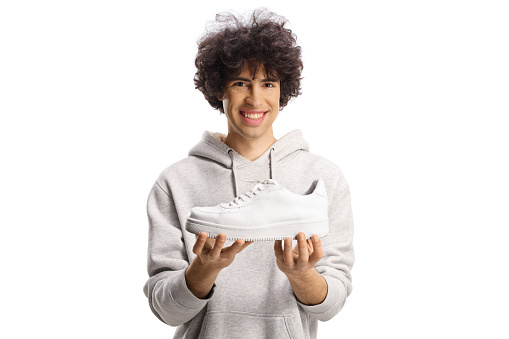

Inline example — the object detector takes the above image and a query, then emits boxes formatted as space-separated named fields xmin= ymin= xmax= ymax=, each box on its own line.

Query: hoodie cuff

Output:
xmin=296 ymin=275 xmax=346 ymax=320
xmin=170 ymin=270 xmax=216 ymax=309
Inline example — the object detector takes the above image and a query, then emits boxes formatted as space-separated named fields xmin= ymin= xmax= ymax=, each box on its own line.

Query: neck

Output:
xmin=224 ymin=131 xmax=277 ymax=162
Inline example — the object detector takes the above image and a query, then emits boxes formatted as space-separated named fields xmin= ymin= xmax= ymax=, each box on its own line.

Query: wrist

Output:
xmin=285 ymin=268 xmax=327 ymax=306
xmin=285 ymin=268 xmax=319 ymax=283
xmin=185 ymin=259 xmax=220 ymax=299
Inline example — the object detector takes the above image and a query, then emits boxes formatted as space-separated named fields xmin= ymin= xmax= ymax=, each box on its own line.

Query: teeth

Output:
xmin=242 ymin=112 xmax=264 ymax=119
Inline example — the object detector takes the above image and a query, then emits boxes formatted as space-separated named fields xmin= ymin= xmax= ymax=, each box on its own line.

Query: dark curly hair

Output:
xmin=194 ymin=9 xmax=303 ymax=113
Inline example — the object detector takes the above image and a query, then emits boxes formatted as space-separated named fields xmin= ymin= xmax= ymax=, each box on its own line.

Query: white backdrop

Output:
xmin=1 ymin=1 xmax=508 ymax=338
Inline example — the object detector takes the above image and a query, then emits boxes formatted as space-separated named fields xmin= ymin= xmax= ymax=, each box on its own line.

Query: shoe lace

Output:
xmin=227 ymin=179 xmax=276 ymax=206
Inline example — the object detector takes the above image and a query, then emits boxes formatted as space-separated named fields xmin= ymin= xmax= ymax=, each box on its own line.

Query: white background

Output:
xmin=1 ymin=1 xmax=508 ymax=338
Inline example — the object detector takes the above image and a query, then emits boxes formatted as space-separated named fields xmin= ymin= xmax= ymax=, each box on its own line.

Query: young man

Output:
xmin=144 ymin=10 xmax=354 ymax=339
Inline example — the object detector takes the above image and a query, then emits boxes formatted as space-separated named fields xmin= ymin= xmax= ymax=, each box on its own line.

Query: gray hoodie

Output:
xmin=144 ymin=130 xmax=354 ymax=339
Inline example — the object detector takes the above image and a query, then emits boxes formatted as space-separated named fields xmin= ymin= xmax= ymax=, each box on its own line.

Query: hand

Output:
xmin=274 ymin=232 xmax=323 ymax=278
xmin=186 ymin=232 xmax=252 ymax=299
xmin=192 ymin=232 xmax=252 ymax=273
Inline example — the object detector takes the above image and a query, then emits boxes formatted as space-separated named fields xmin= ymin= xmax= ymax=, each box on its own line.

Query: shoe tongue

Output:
xmin=265 ymin=179 xmax=280 ymax=188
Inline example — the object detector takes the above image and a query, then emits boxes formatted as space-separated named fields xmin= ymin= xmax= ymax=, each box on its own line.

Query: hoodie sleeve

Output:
xmin=143 ymin=181 xmax=215 ymax=327
xmin=296 ymin=179 xmax=354 ymax=321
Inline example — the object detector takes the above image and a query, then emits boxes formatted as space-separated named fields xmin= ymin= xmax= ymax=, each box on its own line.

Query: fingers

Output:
xmin=307 ymin=239 xmax=314 ymax=254
xmin=204 ymin=237 xmax=216 ymax=250
xmin=226 ymin=238 xmax=255 ymax=255
xmin=237 ymin=240 xmax=253 ymax=253
xmin=209 ymin=233 xmax=226 ymax=258
xmin=192 ymin=232 xmax=208 ymax=255
xmin=274 ymin=240 xmax=283 ymax=260
xmin=284 ymin=237 xmax=294 ymax=266
xmin=309 ymin=235 xmax=323 ymax=263
xmin=222 ymin=238 xmax=245 ymax=256
xmin=296 ymin=233 xmax=309 ymax=264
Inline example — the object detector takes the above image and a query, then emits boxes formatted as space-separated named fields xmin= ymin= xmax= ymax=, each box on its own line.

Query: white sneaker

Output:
xmin=185 ymin=179 xmax=329 ymax=241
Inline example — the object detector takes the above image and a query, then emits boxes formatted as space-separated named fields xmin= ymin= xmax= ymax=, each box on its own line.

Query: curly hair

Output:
xmin=194 ymin=9 xmax=303 ymax=113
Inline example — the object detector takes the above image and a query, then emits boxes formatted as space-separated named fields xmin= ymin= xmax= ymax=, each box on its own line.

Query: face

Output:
xmin=221 ymin=63 xmax=280 ymax=142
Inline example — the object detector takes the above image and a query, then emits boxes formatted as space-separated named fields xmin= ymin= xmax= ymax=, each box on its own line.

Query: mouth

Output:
xmin=239 ymin=110 xmax=268 ymax=126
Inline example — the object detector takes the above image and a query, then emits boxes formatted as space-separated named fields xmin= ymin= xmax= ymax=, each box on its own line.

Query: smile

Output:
xmin=240 ymin=111 xmax=266 ymax=119
xmin=239 ymin=110 xmax=268 ymax=126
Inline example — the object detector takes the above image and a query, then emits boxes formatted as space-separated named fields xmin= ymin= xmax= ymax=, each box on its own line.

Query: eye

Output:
xmin=233 ymin=82 xmax=247 ymax=87
xmin=264 ymin=83 xmax=276 ymax=88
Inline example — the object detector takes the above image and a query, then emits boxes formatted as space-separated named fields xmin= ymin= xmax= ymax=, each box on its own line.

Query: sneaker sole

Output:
xmin=185 ymin=218 xmax=329 ymax=241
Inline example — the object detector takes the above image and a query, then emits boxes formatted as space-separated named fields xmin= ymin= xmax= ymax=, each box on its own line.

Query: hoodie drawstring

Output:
xmin=228 ymin=147 xmax=276 ymax=198
xmin=269 ymin=147 xmax=275 ymax=180
xmin=228 ymin=150 xmax=239 ymax=198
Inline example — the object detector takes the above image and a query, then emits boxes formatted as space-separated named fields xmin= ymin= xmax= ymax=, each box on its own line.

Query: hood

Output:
xmin=188 ymin=129 xmax=309 ymax=196
xmin=188 ymin=129 xmax=309 ymax=167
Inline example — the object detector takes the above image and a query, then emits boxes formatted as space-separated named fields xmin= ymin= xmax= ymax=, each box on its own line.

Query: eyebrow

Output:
xmin=230 ymin=76 xmax=279 ymax=82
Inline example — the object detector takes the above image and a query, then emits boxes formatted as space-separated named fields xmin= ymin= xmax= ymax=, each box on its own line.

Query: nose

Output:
xmin=245 ymin=85 xmax=261 ymax=107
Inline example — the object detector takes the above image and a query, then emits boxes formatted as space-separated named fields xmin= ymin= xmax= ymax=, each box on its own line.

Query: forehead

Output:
xmin=230 ymin=61 xmax=278 ymax=80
